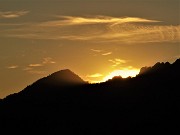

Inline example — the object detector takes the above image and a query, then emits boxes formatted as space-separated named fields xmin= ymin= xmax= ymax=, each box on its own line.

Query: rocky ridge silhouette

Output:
xmin=0 ymin=59 xmax=179 ymax=135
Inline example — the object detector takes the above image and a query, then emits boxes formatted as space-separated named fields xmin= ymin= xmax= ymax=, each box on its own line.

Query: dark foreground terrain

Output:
xmin=0 ymin=59 xmax=180 ymax=134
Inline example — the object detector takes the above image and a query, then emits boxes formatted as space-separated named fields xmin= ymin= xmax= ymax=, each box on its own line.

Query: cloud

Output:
xmin=28 ymin=57 xmax=55 ymax=68
xmin=7 ymin=65 xmax=19 ymax=69
xmin=114 ymin=59 xmax=126 ymax=63
xmin=109 ymin=59 xmax=127 ymax=67
xmin=102 ymin=52 xmax=112 ymax=56
xmin=0 ymin=11 xmax=29 ymax=19
xmin=40 ymin=16 xmax=160 ymax=27
xmin=29 ymin=64 xmax=43 ymax=67
xmin=90 ymin=49 xmax=112 ymax=56
xmin=24 ymin=57 xmax=56 ymax=74
xmin=86 ymin=73 xmax=103 ymax=78
xmin=43 ymin=57 xmax=56 ymax=64
xmin=1 ymin=15 xmax=179 ymax=43
xmin=91 ymin=49 xmax=102 ymax=53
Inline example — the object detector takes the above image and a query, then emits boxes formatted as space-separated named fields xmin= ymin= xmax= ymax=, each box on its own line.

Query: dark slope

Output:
xmin=23 ymin=69 xmax=86 ymax=89
xmin=2 ymin=69 xmax=86 ymax=104
xmin=0 ymin=59 xmax=179 ymax=135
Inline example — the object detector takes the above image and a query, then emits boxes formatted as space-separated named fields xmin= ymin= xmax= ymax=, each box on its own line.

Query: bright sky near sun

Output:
xmin=0 ymin=0 xmax=179 ymax=98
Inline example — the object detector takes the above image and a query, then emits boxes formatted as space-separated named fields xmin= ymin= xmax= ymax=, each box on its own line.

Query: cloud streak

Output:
xmin=29 ymin=64 xmax=43 ymax=67
xmin=28 ymin=57 xmax=56 ymax=68
xmin=24 ymin=57 xmax=56 ymax=74
xmin=43 ymin=57 xmax=56 ymax=64
xmin=40 ymin=15 xmax=160 ymax=27
xmin=7 ymin=65 xmax=19 ymax=69
xmin=102 ymin=52 xmax=112 ymax=56
xmin=109 ymin=59 xmax=127 ymax=67
xmin=0 ymin=11 xmax=29 ymax=19
xmin=91 ymin=49 xmax=102 ymax=53
xmin=1 ymin=15 xmax=179 ymax=43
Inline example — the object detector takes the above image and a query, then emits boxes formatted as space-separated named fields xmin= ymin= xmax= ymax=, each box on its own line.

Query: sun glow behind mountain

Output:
xmin=102 ymin=69 xmax=140 ymax=82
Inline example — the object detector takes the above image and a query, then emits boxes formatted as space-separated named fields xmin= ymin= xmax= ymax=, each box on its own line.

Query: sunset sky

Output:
xmin=0 ymin=0 xmax=179 ymax=98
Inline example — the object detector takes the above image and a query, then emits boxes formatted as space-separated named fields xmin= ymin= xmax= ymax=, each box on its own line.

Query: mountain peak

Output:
xmin=47 ymin=69 xmax=85 ymax=85
xmin=174 ymin=58 xmax=180 ymax=65
xmin=20 ymin=69 xmax=86 ymax=94
xmin=139 ymin=58 xmax=179 ymax=76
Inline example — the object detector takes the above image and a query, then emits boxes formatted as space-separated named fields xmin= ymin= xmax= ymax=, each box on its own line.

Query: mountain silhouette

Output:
xmin=26 ymin=69 xmax=86 ymax=87
xmin=0 ymin=59 xmax=179 ymax=135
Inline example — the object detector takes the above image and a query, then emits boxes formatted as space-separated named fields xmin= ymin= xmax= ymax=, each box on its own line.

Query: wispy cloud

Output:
xmin=114 ymin=59 xmax=126 ymax=63
xmin=42 ymin=57 xmax=56 ymax=64
xmin=109 ymin=58 xmax=127 ymax=67
xmin=29 ymin=64 xmax=43 ymax=67
xmin=90 ymin=49 xmax=102 ymax=53
xmin=24 ymin=57 xmax=56 ymax=74
xmin=7 ymin=65 xmax=19 ymax=69
xmin=90 ymin=49 xmax=112 ymax=56
xmin=28 ymin=57 xmax=55 ymax=68
xmin=86 ymin=73 xmax=103 ymax=78
xmin=1 ymin=15 xmax=179 ymax=43
xmin=0 ymin=11 xmax=29 ymax=19
xmin=102 ymin=52 xmax=112 ymax=56
xmin=40 ymin=16 xmax=160 ymax=27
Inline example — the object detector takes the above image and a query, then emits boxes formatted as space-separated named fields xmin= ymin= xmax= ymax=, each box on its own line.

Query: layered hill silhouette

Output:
xmin=0 ymin=59 xmax=179 ymax=135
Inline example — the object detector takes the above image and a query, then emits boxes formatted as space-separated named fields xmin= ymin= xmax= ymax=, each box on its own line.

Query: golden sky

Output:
xmin=0 ymin=0 xmax=179 ymax=98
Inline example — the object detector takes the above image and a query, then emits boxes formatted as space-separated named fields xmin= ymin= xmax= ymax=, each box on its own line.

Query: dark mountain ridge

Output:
xmin=0 ymin=59 xmax=179 ymax=135
xmin=23 ymin=69 xmax=86 ymax=90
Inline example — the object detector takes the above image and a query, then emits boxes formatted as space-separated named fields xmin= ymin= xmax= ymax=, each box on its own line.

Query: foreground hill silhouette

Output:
xmin=0 ymin=59 xmax=179 ymax=135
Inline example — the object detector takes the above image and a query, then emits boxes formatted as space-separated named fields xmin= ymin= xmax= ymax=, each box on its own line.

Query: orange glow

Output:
xmin=103 ymin=69 xmax=139 ymax=82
